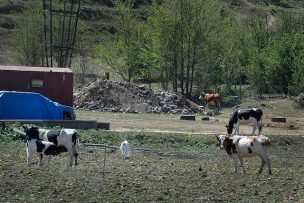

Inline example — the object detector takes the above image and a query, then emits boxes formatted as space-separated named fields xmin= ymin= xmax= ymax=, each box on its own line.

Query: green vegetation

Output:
xmin=15 ymin=2 xmax=44 ymax=66
xmin=0 ymin=124 xmax=303 ymax=202
xmin=78 ymin=129 xmax=218 ymax=154
xmin=1 ymin=0 xmax=304 ymax=97
xmin=95 ymin=0 xmax=304 ymax=98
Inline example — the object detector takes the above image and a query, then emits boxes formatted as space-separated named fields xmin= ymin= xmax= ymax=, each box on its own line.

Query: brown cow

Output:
xmin=199 ymin=92 xmax=220 ymax=111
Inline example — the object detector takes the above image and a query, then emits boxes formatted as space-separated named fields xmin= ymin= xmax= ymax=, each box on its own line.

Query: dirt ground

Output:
xmin=0 ymin=137 xmax=303 ymax=202
xmin=1 ymin=98 xmax=304 ymax=202
xmin=77 ymin=107 xmax=304 ymax=136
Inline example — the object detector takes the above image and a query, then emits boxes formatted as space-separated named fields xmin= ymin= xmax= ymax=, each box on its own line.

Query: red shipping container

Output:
xmin=0 ymin=65 xmax=73 ymax=107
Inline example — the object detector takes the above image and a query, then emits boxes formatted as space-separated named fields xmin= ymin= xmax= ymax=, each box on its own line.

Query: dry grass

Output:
xmin=76 ymin=98 xmax=304 ymax=136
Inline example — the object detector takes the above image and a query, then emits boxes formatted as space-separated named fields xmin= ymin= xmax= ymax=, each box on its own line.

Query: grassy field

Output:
xmin=1 ymin=98 xmax=304 ymax=202
xmin=0 ymin=129 xmax=304 ymax=202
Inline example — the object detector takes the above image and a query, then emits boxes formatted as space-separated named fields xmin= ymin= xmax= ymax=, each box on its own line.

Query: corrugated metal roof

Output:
xmin=0 ymin=65 xmax=73 ymax=73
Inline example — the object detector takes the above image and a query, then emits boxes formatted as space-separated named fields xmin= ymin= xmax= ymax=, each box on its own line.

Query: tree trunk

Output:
xmin=239 ymin=74 xmax=242 ymax=102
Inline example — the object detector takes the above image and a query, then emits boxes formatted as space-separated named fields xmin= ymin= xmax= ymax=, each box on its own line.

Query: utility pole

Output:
xmin=43 ymin=0 xmax=81 ymax=68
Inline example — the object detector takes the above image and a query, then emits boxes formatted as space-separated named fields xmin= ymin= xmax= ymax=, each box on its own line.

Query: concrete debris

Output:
xmin=74 ymin=79 xmax=200 ymax=114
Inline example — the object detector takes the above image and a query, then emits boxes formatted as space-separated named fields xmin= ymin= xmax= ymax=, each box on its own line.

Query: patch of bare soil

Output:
xmin=0 ymin=139 xmax=303 ymax=203
xmin=74 ymin=79 xmax=201 ymax=114
xmin=264 ymin=122 xmax=299 ymax=130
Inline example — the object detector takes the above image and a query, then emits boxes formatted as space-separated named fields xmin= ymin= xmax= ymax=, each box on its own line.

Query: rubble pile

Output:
xmin=74 ymin=79 xmax=201 ymax=114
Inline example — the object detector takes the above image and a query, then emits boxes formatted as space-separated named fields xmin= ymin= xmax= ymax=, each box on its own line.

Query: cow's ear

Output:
xmin=225 ymin=124 xmax=228 ymax=128
xmin=215 ymin=135 xmax=219 ymax=141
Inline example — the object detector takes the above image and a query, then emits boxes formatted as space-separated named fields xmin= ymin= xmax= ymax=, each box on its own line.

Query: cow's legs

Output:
xmin=233 ymin=159 xmax=238 ymax=173
xmin=64 ymin=145 xmax=77 ymax=167
xmin=26 ymin=148 xmax=33 ymax=166
xmin=39 ymin=154 xmax=43 ymax=166
xmin=235 ymin=123 xmax=240 ymax=135
xmin=73 ymin=145 xmax=78 ymax=166
xmin=239 ymin=158 xmax=246 ymax=174
xmin=260 ymin=152 xmax=272 ymax=175
xmin=258 ymin=156 xmax=265 ymax=174
xmin=252 ymin=120 xmax=257 ymax=135
xmin=68 ymin=151 xmax=74 ymax=167
xmin=257 ymin=120 xmax=262 ymax=135
xmin=46 ymin=156 xmax=51 ymax=165
xmin=266 ymin=158 xmax=272 ymax=175
xmin=216 ymin=102 xmax=220 ymax=112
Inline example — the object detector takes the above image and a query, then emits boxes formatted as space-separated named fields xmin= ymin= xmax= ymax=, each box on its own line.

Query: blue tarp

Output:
xmin=0 ymin=91 xmax=64 ymax=120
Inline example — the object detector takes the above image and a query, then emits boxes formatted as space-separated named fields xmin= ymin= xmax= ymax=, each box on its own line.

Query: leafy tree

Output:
xmin=146 ymin=0 xmax=234 ymax=97
xmin=97 ymin=0 xmax=148 ymax=82
xmin=16 ymin=3 xmax=44 ymax=66
xmin=292 ymin=48 xmax=304 ymax=94
xmin=263 ymin=13 xmax=304 ymax=95
xmin=247 ymin=13 xmax=271 ymax=97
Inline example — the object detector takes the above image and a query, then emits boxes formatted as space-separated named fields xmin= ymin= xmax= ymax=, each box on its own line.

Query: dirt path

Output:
xmin=77 ymin=110 xmax=304 ymax=136
xmin=241 ymin=0 xmax=276 ymax=27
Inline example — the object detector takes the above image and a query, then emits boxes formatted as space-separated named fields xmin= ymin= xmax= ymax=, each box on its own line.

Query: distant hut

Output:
xmin=0 ymin=65 xmax=73 ymax=106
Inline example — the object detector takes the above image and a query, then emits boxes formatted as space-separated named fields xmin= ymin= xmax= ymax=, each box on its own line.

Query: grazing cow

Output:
xmin=298 ymin=93 xmax=304 ymax=106
xmin=199 ymin=92 xmax=220 ymax=111
xmin=216 ymin=134 xmax=272 ymax=174
xmin=26 ymin=139 xmax=67 ymax=166
xmin=226 ymin=108 xmax=263 ymax=135
xmin=23 ymin=125 xmax=78 ymax=167
xmin=120 ymin=140 xmax=130 ymax=160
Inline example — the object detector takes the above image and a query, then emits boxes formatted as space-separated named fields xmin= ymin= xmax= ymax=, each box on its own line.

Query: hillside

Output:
xmin=0 ymin=0 xmax=303 ymax=65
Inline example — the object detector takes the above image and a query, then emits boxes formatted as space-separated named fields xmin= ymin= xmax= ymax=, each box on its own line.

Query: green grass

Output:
xmin=78 ymin=129 xmax=219 ymax=155
xmin=1 ymin=110 xmax=304 ymax=203
xmin=0 ymin=130 xmax=303 ymax=202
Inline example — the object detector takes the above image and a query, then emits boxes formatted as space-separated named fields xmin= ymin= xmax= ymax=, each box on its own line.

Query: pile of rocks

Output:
xmin=74 ymin=79 xmax=201 ymax=114
xmin=146 ymin=89 xmax=201 ymax=114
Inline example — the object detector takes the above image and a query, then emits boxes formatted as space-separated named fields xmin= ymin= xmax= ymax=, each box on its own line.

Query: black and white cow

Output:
xmin=27 ymin=139 xmax=68 ymax=166
xmin=23 ymin=125 xmax=78 ymax=167
xmin=226 ymin=108 xmax=263 ymax=135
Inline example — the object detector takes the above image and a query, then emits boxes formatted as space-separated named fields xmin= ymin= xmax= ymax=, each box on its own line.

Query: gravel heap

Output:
xmin=74 ymin=79 xmax=201 ymax=114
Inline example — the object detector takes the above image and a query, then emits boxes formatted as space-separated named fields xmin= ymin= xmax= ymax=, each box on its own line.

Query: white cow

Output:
xmin=216 ymin=134 xmax=272 ymax=175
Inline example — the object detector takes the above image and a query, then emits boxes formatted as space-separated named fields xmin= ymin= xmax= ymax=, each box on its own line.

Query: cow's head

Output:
xmin=216 ymin=135 xmax=227 ymax=150
xmin=199 ymin=92 xmax=206 ymax=100
xmin=225 ymin=124 xmax=234 ymax=135
xmin=22 ymin=125 xmax=40 ymax=140
xmin=259 ymin=135 xmax=271 ymax=146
